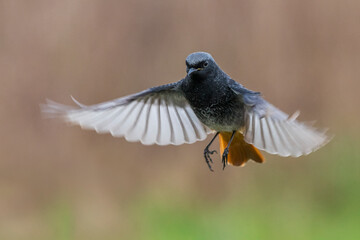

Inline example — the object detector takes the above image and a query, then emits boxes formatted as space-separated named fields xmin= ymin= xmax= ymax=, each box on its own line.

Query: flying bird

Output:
xmin=42 ymin=52 xmax=329 ymax=171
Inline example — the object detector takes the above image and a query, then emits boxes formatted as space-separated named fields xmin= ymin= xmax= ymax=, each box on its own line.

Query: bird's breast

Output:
xmin=181 ymin=77 xmax=246 ymax=131
xmin=191 ymin=96 xmax=246 ymax=132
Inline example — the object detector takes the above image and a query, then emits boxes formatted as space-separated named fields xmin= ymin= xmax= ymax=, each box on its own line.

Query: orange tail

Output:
xmin=219 ymin=131 xmax=265 ymax=166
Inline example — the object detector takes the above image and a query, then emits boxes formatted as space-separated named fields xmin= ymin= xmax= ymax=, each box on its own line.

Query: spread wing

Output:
xmin=41 ymin=82 xmax=212 ymax=145
xmin=229 ymin=80 xmax=330 ymax=157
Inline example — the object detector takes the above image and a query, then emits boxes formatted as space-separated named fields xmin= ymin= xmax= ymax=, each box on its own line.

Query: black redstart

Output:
xmin=42 ymin=52 xmax=329 ymax=171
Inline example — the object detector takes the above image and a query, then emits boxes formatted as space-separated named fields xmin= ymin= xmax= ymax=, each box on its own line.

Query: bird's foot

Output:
xmin=204 ymin=147 xmax=217 ymax=172
xmin=222 ymin=148 xmax=229 ymax=170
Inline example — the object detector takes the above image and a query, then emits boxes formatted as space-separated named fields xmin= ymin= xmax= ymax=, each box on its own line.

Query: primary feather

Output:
xmin=41 ymin=83 xmax=211 ymax=146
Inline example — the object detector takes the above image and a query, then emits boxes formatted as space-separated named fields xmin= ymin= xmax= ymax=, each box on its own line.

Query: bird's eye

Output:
xmin=203 ymin=61 xmax=209 ymax=67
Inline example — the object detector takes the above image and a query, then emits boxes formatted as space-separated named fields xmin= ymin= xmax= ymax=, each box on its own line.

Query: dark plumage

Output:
xmin=42 ymin=52 xmax=330 ymax=171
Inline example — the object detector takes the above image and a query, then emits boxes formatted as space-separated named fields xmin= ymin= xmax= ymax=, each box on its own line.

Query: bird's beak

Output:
xmin=188 ymin=68 xmax=203 ymax=76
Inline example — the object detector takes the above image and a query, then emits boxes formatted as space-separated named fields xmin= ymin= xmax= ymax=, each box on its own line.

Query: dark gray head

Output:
xmin=185 ymin=52 xmax=220 ymax=80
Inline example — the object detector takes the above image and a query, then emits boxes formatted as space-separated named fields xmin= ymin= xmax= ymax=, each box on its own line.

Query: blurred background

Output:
xmin=1 ymin=0 xmax=360 ymax=239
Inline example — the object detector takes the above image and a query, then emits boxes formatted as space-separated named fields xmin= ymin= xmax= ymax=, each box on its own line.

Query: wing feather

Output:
xmin=41 ymin=83 xmax=210 ymax=146
xmin=244 ymin=97 xmax=330 ymax=157
xmin=125 ymin=97 xmax=151 ymax=142
xmin=95 ymin=107 xmax=126 ymax=133
xmin=156 ymin=96 xmax=172 ymax=145
xmin=265 ymin=118 xmax=279 ymax=154
xmin=109 ymin=100 xmax=139 ymax=137
xmin=175 ymin=105 xmax=198 ymax=143
xmin=167 ymin=99 xmax=186 ymax=145
xmin=184 ymin=105 xmax=209 ymax=140
xmin=141 ymin=97 xmax=160 ymax=145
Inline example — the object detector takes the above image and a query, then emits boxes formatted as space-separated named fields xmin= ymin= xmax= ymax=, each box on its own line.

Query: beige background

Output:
xmin=1 ymin=0 xmax=359 ymax=239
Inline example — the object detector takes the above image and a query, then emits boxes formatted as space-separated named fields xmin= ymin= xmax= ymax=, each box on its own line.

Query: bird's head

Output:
xmin=185 ymin=52 xmax=218 ymax=80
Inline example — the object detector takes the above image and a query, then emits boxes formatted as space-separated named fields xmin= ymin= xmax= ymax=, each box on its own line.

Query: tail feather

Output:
xmin=219 ymin=131 xmax=265 ymax=166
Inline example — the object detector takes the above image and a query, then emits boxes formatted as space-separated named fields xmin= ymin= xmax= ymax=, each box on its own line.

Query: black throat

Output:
xmin=180 ymin=71 xmax=235 ymax=109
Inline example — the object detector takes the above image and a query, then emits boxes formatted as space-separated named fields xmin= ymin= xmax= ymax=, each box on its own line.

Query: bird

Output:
xmin=41 ymin=52 xmax=330 ymax=171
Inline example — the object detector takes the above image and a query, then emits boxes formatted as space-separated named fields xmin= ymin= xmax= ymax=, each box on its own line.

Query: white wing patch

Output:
xmin=42 ymin=93 xmax=211 ymax=146
xmin=245 ymin=105 xmax=330 ymax=157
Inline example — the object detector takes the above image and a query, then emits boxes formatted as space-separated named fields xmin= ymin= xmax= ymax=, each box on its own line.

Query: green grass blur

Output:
xmin=128 ymin=136 xmax=359 ymax=240
xmin=33 ymin=135 xmax=359 ymax=240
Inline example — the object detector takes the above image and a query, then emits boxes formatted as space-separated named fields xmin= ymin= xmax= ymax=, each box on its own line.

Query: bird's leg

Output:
xmin=203 ymin=132 xmax=219 ymax=171
xmin=222 ymin=131 xmax=236 ymax=170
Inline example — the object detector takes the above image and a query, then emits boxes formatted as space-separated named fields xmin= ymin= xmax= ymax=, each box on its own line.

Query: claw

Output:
xmin=222 ymin=148 xmax=229 ymax=170
xmin=204 ymin=147 xmax=217 ymax=171
xmin=202 ymin=132 xmax=220 ymax=172
xmin=220 ymin=131 xmax=236 ymax=170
